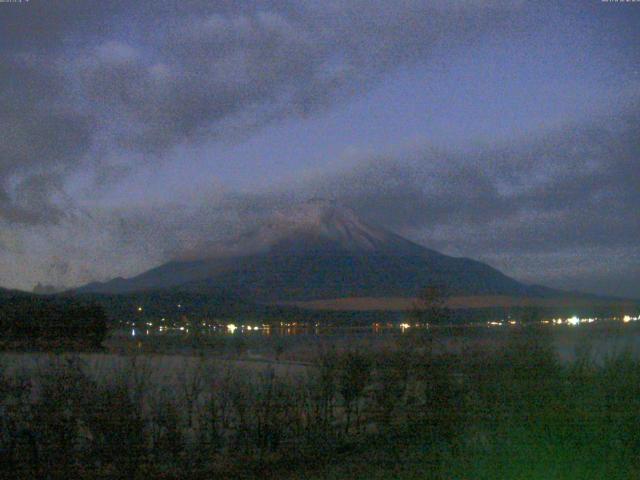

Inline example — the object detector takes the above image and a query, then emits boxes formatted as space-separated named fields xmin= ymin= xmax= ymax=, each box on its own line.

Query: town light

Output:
xmin=567 ymin=316 xmax=580 ymax=326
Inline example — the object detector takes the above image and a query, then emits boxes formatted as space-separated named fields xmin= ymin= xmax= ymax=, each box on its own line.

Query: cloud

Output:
xmin=0 ymin=54 xmax=95 ymax=224
xmin=0 ymin=0 xmax=521 ymax=225
xmin=294 ymin=104 xmax=640 ymax=256
xmin=70 ymin=103 xmax=639 ymax=271
xmin=79 ymin=2 xmax=516 ymax=152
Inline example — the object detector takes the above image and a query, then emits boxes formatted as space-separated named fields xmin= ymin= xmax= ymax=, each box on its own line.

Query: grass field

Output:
xmin=2 ymin=325 xmax=640 ymax=478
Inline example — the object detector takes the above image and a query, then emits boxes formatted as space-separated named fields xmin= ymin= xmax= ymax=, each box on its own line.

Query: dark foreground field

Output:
xmin=1 ymin=327 xmax=640 ymax=479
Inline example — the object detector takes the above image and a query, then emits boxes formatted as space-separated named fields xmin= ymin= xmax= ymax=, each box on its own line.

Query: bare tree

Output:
xmin=409 ymin=285 xmax=451 ymax=327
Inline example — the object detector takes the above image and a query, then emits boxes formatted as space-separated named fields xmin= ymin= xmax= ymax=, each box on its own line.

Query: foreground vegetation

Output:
xmin=1 ymin=327 xmax=639 ymax=479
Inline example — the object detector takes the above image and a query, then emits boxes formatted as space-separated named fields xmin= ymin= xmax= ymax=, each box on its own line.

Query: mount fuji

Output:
xmin=76 ymin=200 xmax=565 ymax=306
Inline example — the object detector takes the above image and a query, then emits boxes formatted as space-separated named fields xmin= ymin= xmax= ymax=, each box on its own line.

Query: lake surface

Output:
xmin=107 ymin=320 xmax=640 ymax=363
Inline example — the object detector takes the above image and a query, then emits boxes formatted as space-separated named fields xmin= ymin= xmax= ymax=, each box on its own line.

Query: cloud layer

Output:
xmin=0 ymin=0 xmax=519 ymax=225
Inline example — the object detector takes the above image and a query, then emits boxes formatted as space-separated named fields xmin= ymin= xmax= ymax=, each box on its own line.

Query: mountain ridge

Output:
xmin=73 ymin=201 xmax=603 ymax=303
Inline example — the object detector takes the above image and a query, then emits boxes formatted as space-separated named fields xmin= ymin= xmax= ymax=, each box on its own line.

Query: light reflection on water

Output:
xmin=124 ymin=317 xmax=639 ymax=338
xmin=124 ymin=324 xmax=406 ymax=338
xmin=117 ymin=321 xmax=640 ymax=364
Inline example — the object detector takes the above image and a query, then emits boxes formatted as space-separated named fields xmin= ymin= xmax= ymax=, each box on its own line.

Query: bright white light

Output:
xmin=137 ymin=306 xmax=143 ymax=312
xmin=399 ymin=323 xmax=410 ymax=330
xmin=227 ymin=323 xmax=237 ymax=333
xmin=131 ymin=328 xmax=136 ymax=337
xmin=567 ymin=316 xmax=580 ymax=326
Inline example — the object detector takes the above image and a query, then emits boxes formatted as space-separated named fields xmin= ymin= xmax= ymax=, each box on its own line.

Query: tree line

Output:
xmin=0 ymin=295 xmax=107 ymax=349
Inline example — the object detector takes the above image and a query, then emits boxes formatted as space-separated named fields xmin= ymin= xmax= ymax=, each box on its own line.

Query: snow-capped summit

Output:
xmin=257 ymin=198 xmax=418 ymax=254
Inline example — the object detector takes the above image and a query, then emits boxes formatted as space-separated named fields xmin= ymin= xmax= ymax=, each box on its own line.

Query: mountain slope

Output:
xmin=76 ymin=200 xmax=566 ymax=302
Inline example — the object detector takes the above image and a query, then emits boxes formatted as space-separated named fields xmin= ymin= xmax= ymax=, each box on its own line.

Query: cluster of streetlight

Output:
xmin=128 ymin=305 xmax=640 ymax=338
xmin=483 ymin=314 xmax=640 ymax=328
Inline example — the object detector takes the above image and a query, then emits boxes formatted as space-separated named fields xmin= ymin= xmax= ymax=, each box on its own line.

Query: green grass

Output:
xmin=292 ymin=332 xmax=640 ymax=479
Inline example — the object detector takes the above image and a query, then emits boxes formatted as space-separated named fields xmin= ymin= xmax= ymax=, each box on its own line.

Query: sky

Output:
xmin=0 ymin=0 xmax=639 ymax=298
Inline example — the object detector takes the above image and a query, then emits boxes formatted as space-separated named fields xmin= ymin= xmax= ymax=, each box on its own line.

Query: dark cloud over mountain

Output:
xmin=317 ymin=105 xmax=640 ymax=255
xmin=0 ymin=0 xmax=519 ymax=225
xmin=109 ymin=105 xmax=638 ymax=296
